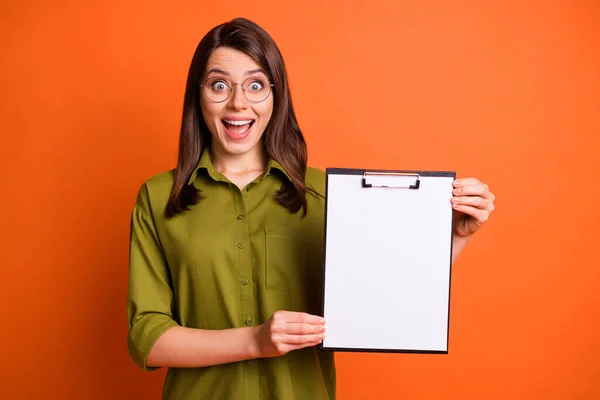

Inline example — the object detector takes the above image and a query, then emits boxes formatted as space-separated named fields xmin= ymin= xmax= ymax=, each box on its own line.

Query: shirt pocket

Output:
xmin=264 ymin=227 xmax=316 ymax=291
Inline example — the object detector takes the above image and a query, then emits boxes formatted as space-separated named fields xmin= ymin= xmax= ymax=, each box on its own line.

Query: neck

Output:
xmin=210 ymin=144 xmax=268 ymax=175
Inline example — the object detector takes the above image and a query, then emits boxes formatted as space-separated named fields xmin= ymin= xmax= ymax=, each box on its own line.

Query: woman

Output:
xmin=127 ymin=17 xmax=495 ymax=400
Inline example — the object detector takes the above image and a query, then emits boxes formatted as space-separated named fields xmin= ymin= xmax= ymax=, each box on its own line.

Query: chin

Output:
xmin=218 ymin=134 xmax=263 ymax=156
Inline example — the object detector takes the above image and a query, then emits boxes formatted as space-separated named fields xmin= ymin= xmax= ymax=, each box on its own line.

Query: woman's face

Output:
xmin=200 ymin=46 xmax=274 ymax=159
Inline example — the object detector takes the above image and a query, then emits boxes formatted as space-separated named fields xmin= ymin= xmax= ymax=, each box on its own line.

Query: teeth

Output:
xmin=224 ymin=120 xmax=253 ymax=126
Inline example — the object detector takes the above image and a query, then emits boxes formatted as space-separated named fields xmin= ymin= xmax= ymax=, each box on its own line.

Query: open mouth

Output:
xmin=222 ymin=119 xmax=255 ymax=136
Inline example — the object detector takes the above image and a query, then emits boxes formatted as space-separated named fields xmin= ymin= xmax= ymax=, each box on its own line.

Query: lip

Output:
xmin=222 ymin=118 xmax=255 ymax=142
xmin=222 ymin=116 xmax=256 ymax=122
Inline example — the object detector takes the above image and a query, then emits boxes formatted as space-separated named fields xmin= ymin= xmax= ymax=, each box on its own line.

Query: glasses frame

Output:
xmin=200 ymin=76 xmax=275 ymax=104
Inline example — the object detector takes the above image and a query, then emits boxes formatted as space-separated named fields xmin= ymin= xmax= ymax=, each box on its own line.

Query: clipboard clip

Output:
xmin=362 ymin=172 xmax=421 ymax=189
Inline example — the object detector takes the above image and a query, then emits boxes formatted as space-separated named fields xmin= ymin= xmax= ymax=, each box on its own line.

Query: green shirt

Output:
xmin=127 ymin=148 xmax=336 ymax=400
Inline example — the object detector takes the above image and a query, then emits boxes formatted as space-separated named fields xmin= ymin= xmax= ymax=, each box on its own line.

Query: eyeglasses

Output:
xmin=200 ymin=76 xmax=274 ymax=103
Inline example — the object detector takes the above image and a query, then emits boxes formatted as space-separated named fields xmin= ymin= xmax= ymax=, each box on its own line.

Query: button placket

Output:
xmin=232 ymin=186 xmax=258 ymax=398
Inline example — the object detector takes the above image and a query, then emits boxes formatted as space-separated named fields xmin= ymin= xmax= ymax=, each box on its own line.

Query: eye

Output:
xmin=247 ymin=80 xmax=264 ymax=91
xmin=211 ymin=80 xmax=229 ymax=91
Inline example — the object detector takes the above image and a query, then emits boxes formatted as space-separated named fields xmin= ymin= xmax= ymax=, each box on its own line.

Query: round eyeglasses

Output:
xmin=200 ymin=76 xmax=274 ymax=103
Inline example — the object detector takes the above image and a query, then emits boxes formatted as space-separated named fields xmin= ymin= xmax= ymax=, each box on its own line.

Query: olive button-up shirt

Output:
xmin=127 ymin=148 xmax=336 ymax=399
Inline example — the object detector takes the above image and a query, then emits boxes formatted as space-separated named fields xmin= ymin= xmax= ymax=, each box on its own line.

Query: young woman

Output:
xmin=127 ymin=17 xmax=495 ymax=400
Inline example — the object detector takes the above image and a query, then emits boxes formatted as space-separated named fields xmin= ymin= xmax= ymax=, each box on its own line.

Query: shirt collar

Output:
xmin=265 ymin=157 xmax=292 ymax=182
xmin=187 ymin=147 xmax=215 ymax=185
xmin=187 ymin=147 xmax=292 ymax=185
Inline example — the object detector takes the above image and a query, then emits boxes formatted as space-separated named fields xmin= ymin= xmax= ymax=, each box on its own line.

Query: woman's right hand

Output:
xmin=253 ymin=310 xmax=326 ymax=358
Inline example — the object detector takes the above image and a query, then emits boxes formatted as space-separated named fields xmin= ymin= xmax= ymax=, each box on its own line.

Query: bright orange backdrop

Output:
xmin=1 ymin=0 xmax=599 ymax=399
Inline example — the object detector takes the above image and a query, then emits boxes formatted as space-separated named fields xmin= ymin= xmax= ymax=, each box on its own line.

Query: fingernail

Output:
xmin=453 ymin=204 xmax=460 ymax=209
xmin=454 ymin=188 xmax=461 ymax=194
xmin=453 ymin=181 xmax=461 ymax=187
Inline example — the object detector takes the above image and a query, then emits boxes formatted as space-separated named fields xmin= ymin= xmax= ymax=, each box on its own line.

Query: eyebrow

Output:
xmin=206 ymin=68 xmax=266 ymax=77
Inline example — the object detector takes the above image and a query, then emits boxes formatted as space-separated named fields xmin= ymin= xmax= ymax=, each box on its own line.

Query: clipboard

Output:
xmin=319 ymin=168 xmax=456 ymax=354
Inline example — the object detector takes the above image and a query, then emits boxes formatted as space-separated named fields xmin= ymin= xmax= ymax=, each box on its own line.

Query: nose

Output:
xmin=227 ymin=83 xmax=247 ymax=110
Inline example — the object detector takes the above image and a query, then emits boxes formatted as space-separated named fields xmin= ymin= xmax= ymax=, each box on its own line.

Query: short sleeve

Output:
xmin=126 ymin=184 xmax=179 ymax=370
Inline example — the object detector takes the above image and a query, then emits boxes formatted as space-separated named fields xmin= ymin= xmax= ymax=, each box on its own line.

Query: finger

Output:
xmin=279 ymin=338 xmax=323 ymax=355
xmin=279 ymin=332 xmax=325 ymax=345
xmin=280 ymin=311 xmax=325 ymax=326
xmin=292 ymin=339 xmax=324 ymax=351
xmin=451 ymin=204 xmax=490 ymax=224
xmin=453 ymin=183 xmax=493 ymax=199
xmin=453 ymin=177 xmax=480 ymax=187
xmin=451 ymin=196 xmax=493 ymax=211
xmin=268 ymin=314 xmax=325 ymax=337
xmin=283 ymin=322 xmax=326 ymax=335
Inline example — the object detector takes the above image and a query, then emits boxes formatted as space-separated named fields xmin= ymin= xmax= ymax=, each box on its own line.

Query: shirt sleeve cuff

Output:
xmin=128 ymin=314 xmax=179 ymax=371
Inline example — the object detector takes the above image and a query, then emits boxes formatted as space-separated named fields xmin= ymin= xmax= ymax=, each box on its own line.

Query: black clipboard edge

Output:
xmin=326 ymin=167 xmax=456 ymax=178
xmin=318 ymin=167 xmax=456 ymax=354
xmin=318 ymin=346 xmax=448 ymax=355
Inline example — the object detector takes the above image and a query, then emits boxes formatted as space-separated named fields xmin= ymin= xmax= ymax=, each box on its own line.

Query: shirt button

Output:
xmin=246 ymin=359 xmax=255 ymax=365
xmin=237 ymin=214 xmax=245 ymax=221
xmin=241 ymin=278 xmax=249 ymax=286
xmin=246 ymin=185 xmax=252 ymax=192
xmin=245 ymin=316 xmax=252 ymax=325
xmin=237 ymin=242 xmax=245 ymax=249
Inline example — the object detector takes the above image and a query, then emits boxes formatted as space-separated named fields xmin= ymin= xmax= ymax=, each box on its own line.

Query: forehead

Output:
xmin=205 ymin=47 xmax=264 ymax=76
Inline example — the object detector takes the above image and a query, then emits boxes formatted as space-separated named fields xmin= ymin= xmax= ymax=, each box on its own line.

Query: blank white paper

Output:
xmin=322 ymin=172 xmax=454 ymax=352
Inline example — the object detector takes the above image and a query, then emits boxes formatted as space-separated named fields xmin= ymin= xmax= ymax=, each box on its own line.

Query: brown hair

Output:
xmin=165 ymin=17 xmax=318 ymax=218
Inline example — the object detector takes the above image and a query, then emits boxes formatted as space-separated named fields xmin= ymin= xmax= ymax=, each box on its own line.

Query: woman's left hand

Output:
xmin=451 ymin=177 xmax=495 ymax=238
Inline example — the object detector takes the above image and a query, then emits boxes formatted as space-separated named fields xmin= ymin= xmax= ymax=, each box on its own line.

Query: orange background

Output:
xmin=1 ymin=0 xmax=599 ymax=399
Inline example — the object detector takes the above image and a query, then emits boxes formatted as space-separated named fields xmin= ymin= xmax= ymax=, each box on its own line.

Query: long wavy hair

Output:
xmin=165 ymin=17 xmax=317 ymax=219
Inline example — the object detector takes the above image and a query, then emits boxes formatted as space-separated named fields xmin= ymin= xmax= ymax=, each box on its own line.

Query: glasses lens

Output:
xmin=243 ymin=77 xmax=271 ymax=102
xmin=203 ymin=78 xmax=231 ymax=102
